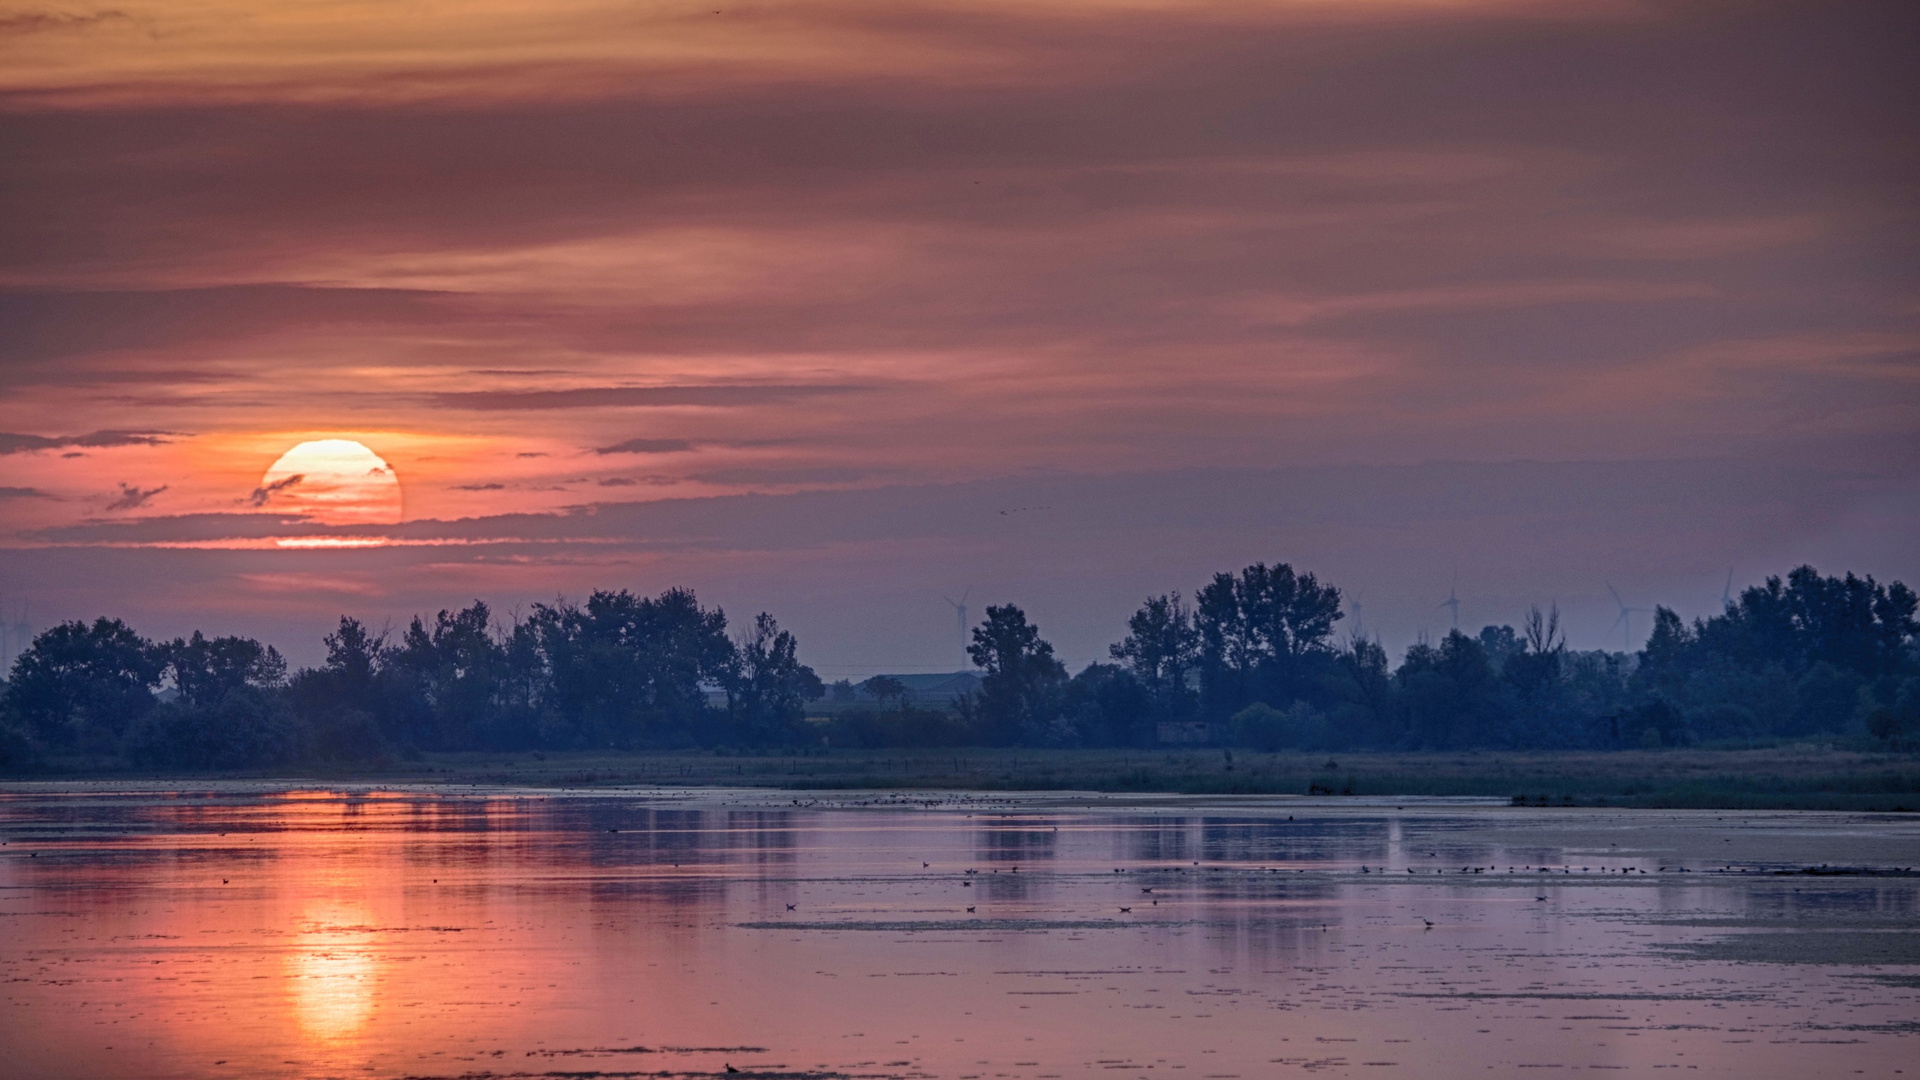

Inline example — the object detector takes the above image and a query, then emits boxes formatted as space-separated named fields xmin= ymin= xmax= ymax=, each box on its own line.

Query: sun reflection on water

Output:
xmin=287 ymin=902 xmax=379 ymax=1044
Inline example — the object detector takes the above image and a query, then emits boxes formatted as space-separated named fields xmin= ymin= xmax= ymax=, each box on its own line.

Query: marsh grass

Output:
xmin=131 ymin=745 xmax=1915 ymax=811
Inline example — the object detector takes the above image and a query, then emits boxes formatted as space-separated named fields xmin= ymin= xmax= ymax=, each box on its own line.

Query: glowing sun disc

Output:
xmin=260 ymin=439 xmax=402 ymax=526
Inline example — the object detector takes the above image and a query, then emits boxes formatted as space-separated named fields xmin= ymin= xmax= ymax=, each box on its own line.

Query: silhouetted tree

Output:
xmin=1502 ymin=606 xmax=1571 ymax=745
xmin=1112 ymin=594 xmax=1198 ymax=700
xmin=385 ymin=602 xmax=507 ymax=750
xmin=1195 ymin=563 xmax=1342 ymax=719
xmin=1398 ymin=631 xmax=1503 ymax=748
xmin=287 ymin=617 xmax=392 ymax=763
xmin=1322 ymin=636 xmax=1395 ymax=747
xmin=163 ymin=631 xmax=287 ymax=708
xmin=861 ymin=675 xmax=907 ymax=708
xmin=1633 ymin=566 xmax=1918 ymax=738
xmin=1061 ymin=662 xmax=1152 ymax=747
xmin=5 ymin=562 xmax=1912 ymax=771
xmin=966 ymin=604 xmax=1067 ymax=745
xmin=126 ymin=632 xmax=298 ymax=769
xmin=725 ymin=612 xmax=823 ymax=745
xmin=527 ymin=588 xmax=734 ymax=748
xmin=2 ymin=618 xmax=161 ymax=754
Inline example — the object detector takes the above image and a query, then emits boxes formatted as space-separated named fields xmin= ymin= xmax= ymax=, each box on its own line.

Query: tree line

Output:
xmin=0 ymin=589 xmax=819 ymax=769
xmin=2 ymin=564 xmax=1915 ymax=770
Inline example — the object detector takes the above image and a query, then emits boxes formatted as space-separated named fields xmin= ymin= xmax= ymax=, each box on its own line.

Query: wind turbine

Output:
xmin=1606 ymin=584 xmax=1647 ymax=652
xmin=1721 ymin=568 xmax=1735 ymax=610
xmin=1437 ymin=577 xmax=1461 ymax=633
xmin=1347 ymin=589 xmax=1366 ymax=637
xmin=0 ymin=600 xmax=28 ymax=672
xmin=942 ymin=588 xmax=970 ymax=666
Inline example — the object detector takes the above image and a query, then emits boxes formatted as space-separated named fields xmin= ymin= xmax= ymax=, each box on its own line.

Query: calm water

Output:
xmin=2 ymin=785 xmax=1916 ymax=1079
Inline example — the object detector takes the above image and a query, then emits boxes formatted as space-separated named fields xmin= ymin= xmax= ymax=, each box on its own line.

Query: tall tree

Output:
xmin=966 ymin=604 xmax=1067 ymax=745
xmin=1195 ymin=563 xmax=1343 ymax=717
xmin=529 ymin=588 xmax=735 ymax=748
xmin=726 ymin=612 xmax=823 ymax=745
xmin=162 ymin=631 xmax=287 ymax=710
xmin=387 ymin=601 xmax=506 ymax=750
xmin=1397 ymin=631 xmax=1502 ymax=748
xmin=1110 ymin=592 xmax=1199 ymax=718
xmin=286 ymin=616 xmax=393 ymax=762
xmin=2 ymin=618 xmax=161 ymax=753
xmin=131 ymin=632 xmax=296 ymax=770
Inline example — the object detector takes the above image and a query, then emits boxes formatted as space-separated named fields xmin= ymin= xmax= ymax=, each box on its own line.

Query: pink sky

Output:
xmin=2 ymin=0 xmax=1915 ymax=673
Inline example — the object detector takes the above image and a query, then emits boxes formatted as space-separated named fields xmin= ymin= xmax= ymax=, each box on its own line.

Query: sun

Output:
xmin=259 ymin=439 xmax=403 ymax=526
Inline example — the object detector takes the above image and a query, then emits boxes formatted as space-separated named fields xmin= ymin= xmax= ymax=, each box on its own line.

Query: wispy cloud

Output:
xmin=0 ymin=485 xmax=56 ymax=499
xmin=104 ymin=481 xmax=167 ymax=511
xmin=0 ymin=9 xmax=127 ymax=35
xmin=0 ymin=430 xmax=178 ymax=455
xmin=688 ymin=465 xmax=870 ymax=486
xmin=243 ymin=473 xmax=303 ymax=506
xmin=431 ymin=385 xmax=867 ymax=411
xmin=0 ymin=0 xmax=1913 ymax=663
xmin=593 ymin=438 xmax=695 ymax=455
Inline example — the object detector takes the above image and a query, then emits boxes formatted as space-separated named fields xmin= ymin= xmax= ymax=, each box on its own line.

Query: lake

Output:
xmin=2 ymin=785 xmax=1916 ymax=1079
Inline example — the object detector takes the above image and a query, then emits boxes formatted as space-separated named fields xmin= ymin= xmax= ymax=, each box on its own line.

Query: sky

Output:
xmin=1 ymin=0 xmax=1916 ymax=676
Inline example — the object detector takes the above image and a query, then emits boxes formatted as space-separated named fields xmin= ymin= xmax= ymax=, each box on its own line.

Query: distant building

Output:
xmin=806 ymin=671 xmax=983 ymax=715
xmin=883 ymin=671 xmax=983 ymax=707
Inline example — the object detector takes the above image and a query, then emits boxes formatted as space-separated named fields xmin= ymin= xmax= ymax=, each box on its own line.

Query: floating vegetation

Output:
xmin=739 ymin=919 xmax=1133 ymax=932
xmin=1652 ymin=932 xmax=1920 ymax=966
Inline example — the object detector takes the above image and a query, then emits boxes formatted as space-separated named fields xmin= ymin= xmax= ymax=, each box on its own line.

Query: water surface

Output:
xmin=2 ymin=785 xmax=1916 ymax=1079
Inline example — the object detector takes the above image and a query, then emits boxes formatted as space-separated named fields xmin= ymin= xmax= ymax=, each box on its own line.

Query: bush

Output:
xmin=124 ymin=687 xmax=301 ymax=771
xmin=307 ymin=708 xmax=392 ymax=765
xmin=0 ymin=720 xmax=35 ymax=770
xmin=825 ymin=706 xmax=974 ymax=748
xmin=1230 ymin=701 xmax=1326 ymax=751
xmin=1688 ymin=702 xmax=1759 ymax=741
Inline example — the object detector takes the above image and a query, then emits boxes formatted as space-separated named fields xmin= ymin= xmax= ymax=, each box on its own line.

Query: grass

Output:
xmin=64 ymin=744 xmax=1907 ymax=811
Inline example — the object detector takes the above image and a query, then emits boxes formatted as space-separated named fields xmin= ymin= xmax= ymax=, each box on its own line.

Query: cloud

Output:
xmin=22 ymin=458 xmax=1885 ymax=559
xmin=0 ymin=287 xmax=444 ymax=377
xmin=593 ymin=438 xmax=696 ymax=455
xmin=243 ymin=473 xmax=303 ymax=506
xmin=688 ymin=465 xmax=871 ymax=486
xmin=453 ymin=482 xmax=507 ymax=490
xmin=598 ymin=475 xmax=675 ymax=487
xmin=236 ymin=572 xmax=386 ymax=597
xmin=0 ymin=0 xmax=1914 ymax=664
xmin=31 ymin=511 xmax=309 ymax=543
xmin=104 ymin=481 xmax=167 ymax=511
xmin=0 ymin=9 xmax=127 ymax=34
xmin=0 ymin=486 xmax=56 ymax=499
xmin=429 ymin=384 xmax=868 ymax=411
xmin=0 ymin=429 xmax=178 ymax=454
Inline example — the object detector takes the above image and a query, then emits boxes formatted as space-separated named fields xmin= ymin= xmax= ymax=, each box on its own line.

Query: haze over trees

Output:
xmin=1 ymin=565 xmax=1915 ymax=770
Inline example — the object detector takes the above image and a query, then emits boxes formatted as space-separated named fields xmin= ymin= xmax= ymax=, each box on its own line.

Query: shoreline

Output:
xmin=6 ymin=745 xmax=1917 ymax=811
